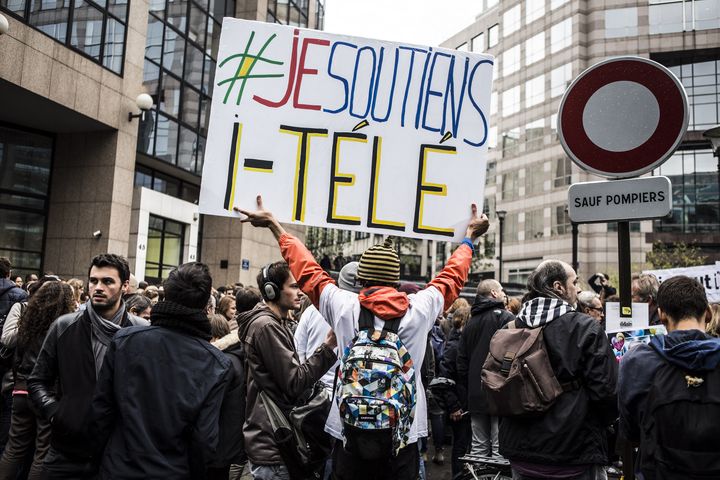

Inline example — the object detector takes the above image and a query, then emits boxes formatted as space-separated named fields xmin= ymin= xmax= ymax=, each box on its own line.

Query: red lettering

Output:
xmin=253 ymin=29 xmax=300 ymax=108
xmin=293 ymin=38 xmax=330 ymax=110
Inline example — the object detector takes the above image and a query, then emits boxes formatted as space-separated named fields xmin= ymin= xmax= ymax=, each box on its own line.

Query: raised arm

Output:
xmin=427 ymin=204 xmax=489 ymax=309
xmin=236 ymin=196 xmax=335 ymax=306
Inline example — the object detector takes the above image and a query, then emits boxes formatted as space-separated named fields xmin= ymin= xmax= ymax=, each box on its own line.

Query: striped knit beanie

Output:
xmin=356 ymin=238 xmax=400 ymax=284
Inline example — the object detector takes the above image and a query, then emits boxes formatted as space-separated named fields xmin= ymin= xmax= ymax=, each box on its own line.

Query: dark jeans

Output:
xmin=332 ymin=440 xmax=419 ymax=480
xmin=450 ymin=416 xmax=471 ymax=478
xmin=0 ymin=394 xmax=51 ymax=480
xmin=0 ymin=390 xmax=12 ymax=455
xmin=429 ymin=413 xmax=445 ymax=449
xmin=42 ymin=447 xmax=97 ymax=480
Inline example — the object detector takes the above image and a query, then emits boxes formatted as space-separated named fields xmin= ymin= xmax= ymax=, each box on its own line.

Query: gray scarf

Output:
xmin=86 ymin=300 xmax=126 ymax=377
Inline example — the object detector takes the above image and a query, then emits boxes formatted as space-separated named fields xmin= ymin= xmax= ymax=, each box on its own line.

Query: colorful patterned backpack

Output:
xmin=336 ymin=307 xmax=416 ymax=460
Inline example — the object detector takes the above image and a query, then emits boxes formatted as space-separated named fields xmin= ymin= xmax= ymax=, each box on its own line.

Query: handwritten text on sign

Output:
xmin=199 ymin=19 xmax=494 ymax=241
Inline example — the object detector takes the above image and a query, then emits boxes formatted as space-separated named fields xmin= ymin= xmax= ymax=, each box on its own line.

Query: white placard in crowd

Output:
xmin=643 ymin=264 xmax=720 ymax=303
xmin=605 ymin=302 xmax=650 ymax=333
xmin=199 ymin=19 xmax=494 ymax=242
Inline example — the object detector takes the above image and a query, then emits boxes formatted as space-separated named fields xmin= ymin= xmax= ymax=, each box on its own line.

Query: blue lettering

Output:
xmin=463 ymin=59 xmax=492 ymax=147
xmin=350 ymin=46 xmax=377 ymax=118
xmin=370 ymin=47 xmax=399 ymax=123
xmin=323 ymin=41 xmax=357 ymax=114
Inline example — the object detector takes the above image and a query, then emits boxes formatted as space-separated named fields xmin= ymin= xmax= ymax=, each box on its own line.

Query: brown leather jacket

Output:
xmin=238 ymin=303 xmax=336 ymax=465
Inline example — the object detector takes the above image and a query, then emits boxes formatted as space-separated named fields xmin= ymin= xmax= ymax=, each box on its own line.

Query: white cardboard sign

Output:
xmin=199 ymin=19 xmax=494 ymax=241
xmin=643 ymin=264 xmax=720 ymax=303
xmin=605 ymin=302 xmax=650 ymax=333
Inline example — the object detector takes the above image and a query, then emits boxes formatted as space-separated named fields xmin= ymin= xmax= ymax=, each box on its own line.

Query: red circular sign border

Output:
xmin=558 ymin=57 xmax=688 ymax=178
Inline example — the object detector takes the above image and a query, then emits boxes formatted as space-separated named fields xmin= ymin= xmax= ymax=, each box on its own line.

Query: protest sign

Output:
xmin=605 ymin=302 xmax=649 ymax=333
xmin=199 ymin=19 xmax=494 ymax=241
xmin=643 ymin=264 xmax=720 ymax=302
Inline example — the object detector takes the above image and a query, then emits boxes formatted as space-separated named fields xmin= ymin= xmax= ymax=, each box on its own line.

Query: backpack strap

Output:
xmin=358 ymin=306 xmax=374 ymax=332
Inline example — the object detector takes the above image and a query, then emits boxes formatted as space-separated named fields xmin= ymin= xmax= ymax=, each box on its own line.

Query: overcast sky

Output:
xmin=323 ymin=0 xmax=482 ymax=47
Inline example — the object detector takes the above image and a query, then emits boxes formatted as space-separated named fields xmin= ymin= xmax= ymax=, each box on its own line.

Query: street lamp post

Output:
xmin=702 ymin=126 xmax=720 ymax=225
xmin=496 ymin=210 xmax=507 ymax=283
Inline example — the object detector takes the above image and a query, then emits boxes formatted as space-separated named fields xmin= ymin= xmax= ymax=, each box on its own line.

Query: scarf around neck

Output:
xmin=516 ymin=297 xmax=575 ymax=328
xmin=151 ymin=300 xmax=212 ymax=341
xmin=86 ymin=299 xmax=126 ymax=347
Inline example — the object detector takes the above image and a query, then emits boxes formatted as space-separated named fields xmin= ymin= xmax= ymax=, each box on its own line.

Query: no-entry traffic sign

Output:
xmin=558 ymin=57 xmax=688 ymax=178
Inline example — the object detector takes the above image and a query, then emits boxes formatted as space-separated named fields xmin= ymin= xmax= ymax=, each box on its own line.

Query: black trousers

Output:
xmin=42 ymin=447 xmax=97 ymax=480
xmin=331 ymin=440 xmax=419 ymax=480
xmin=450 ymin=416 xmax=471 ymax=478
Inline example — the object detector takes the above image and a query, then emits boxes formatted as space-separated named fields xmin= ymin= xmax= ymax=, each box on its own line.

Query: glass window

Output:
xmin=182 ymin=85 xmax=200 ymax=128
xmin=502 ymin=85 xmax=520 ymax=117
xmin=2 ymin=0 xmax=27 ymax=16
xmin=149 ymin=0 xmax=164 ymax=15
xmin=146 ymin=14 xmax=164 ymax=63
xmin=490 ymin=91 xmax=497 ymax=116
xmin=28 ymin=0 xmax=69 ymax=42
xmin=525 ymin=31 xmax=545 ymax=66
xmin=605 ymin=7 xmax=638 ymax=38
xmin=138 ymin=109 xmax=157 ymax=155
xmin=525 ymin=74 xmax=545 ymax=107
xmin=108 ymin=0 xmax=127 ymax=20
xmin=502 ymin=128 xmax=520 ymax=157
xmin=145 ymin=215 xmax=185 ymax=283
xmin=487 ymin=0 xmax=498 ymax=8
xmin=502 ymin=170 xmax=519 ymax=201
xmin=202 ymin=55 xmax=216 ymax=96
xmin=160 ymin=71 xmax=181 ymax=117
xmin=649 ymin=1 xmax=683 ymax=34
xmin=185 ymin=42 xmax=204 ymax=88
xmin=177 ymin=126 xmax=197 ymax=172
xmin=695 ymin=0 xmax=720 ymax=31
xmin=505 ymin=213 xmax=519 ymax=242
xmin=488 ymin=24 xmax=499 ymax=47
xmin=550 ymin=0 xmax=569 ymax=8
xmin=163 ymin=26 xmax=185 ymax=77
xmin=488 ymin=126 xmax=498 ymax=149
xmin=188 ymin=2 xmax=205 ymax=45
xmin=103 ymin=18 xmax=125 ymax=73
xmin=550 ymin=17 xmax=572 ymax=53
xmin=552 ymin=205 xmax=571 ymax=235
xmin=553 ymin=156 xmax=572 ymax=187
xmin=525 ymin=208 xmax=545 ymax=239
xmin=551 ymin=62 xmax=572 ymax=97
xmin=650 ymin=0 xmax=720 ymax=34
xmin=525 ymin=118 xmax=545 ymax=152
xmin=206 ymin=17 xmax=220 ymax=57
xmin=0 ymin=125 xmax=53 ymax=277
xmin=166 ymin=0 xmax=188 ymax=33
xmin=155 ymin=113 xmax=179 ymax=164
xmin=486 ymin=161 xmax=496 ymax=186
xmin=502 ymin=44 xmax=520 ymax=76
xmin=503 ymin=5 xmax=521 ymax=36
xmin=181 ymin=183 xmax=200 ymax=203
xmin=526 ymin=0 xmax=545 ymax=24
xmin=471 ymin=33 xmax=484 ymax=52
xmin=70 ymin=1 xmax=103 ymax=60
xmin=456 ymin=42 xmax=468 ymax=52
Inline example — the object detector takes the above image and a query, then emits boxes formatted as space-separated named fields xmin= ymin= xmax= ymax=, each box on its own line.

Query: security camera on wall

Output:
xmin=93 ymin=230 xmax=102 ymax=239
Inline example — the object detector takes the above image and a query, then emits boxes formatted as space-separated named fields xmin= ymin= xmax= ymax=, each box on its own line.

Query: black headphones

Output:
xmin=260 ymin=264 xmax=280 ymax=301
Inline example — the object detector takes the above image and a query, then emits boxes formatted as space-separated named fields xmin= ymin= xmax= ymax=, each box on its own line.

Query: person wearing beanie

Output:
xmin=237 ymin=195 xmax=489 ymax=480
xmin=90 ymin=262 xmax=232 ymax=479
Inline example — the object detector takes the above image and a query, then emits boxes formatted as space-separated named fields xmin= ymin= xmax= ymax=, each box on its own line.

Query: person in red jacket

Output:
xmin=237 ymin=196 xmax=488 ymax=480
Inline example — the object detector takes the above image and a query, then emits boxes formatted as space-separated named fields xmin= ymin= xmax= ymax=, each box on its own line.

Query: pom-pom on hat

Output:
xmin=356 ymin=238 xmax=400 ymax=284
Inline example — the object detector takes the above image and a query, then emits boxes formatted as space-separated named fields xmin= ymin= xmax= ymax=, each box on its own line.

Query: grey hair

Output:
xmin=526 ymin=260 xmax=569 ymax=301
xmin=632 ymin=273 xmax=659 ymax=302
xmin=577 ymin=290 xmax=599 ymax=310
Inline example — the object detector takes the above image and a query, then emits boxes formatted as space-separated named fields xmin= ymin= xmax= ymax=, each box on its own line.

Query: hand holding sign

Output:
xmin=465 ymin=203 xmax=489 ymax=242
xmin=235 ymin=195 xmax=286 ymax=240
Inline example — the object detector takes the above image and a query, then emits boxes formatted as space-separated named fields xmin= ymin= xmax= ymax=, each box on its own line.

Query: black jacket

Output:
xmin=28 ymin=309 xmax=139 ymax=458
xmin=437 ymin=327 xmax=462 ymax=414
xmin=92 ymin=326 xmax=231 ymax=479
xmin=457 ymin=296 xmax=514 ymax=413
xmin=0 ymin=278 xmax=26 ymax=322
xmin=210 ymin=331 xmax=247 ymax=468
xmin=499 ymin=311 xmax=618 ymax=466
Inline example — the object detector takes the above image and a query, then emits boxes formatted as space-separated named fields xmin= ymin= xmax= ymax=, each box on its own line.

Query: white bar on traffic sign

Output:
xmin=568 ymin=176 xmax=672 ymax=223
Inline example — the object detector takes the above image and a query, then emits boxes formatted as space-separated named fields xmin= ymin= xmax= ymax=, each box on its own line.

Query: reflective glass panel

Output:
xmin=103 ymin=17 xmax=125 ymax=73
xmin=71 ymin=0 xmax=104 ymax=60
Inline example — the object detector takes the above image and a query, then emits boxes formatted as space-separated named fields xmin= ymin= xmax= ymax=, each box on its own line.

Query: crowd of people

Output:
xmin=0 ymin=197 xmax=718 ymax=480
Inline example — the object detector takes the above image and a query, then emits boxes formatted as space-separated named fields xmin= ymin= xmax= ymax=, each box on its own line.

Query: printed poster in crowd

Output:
xmin=605 ymin=302 xmax=666 ymax=361
xmin=643 ymin=264 xmax=720 ymax=303
xmin=199 ymin=19 xmax=494 ymax=242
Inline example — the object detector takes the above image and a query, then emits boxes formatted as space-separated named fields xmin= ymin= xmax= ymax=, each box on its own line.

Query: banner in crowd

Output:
xmin=199 ymin=19 xmax=494 ymax=241
xmin=643 ymin=264 xmax=720 ymax=302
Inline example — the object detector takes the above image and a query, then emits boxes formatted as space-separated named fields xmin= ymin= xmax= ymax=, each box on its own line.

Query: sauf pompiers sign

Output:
xmin=199 ymin=19 xmax=494 ymax=242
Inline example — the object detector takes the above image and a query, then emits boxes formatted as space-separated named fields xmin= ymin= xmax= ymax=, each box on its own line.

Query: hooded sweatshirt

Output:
xmin=277 ymin=233 xmax=473 ymax=445
xmin=618 ymin=329 xmax=720 ymax=443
